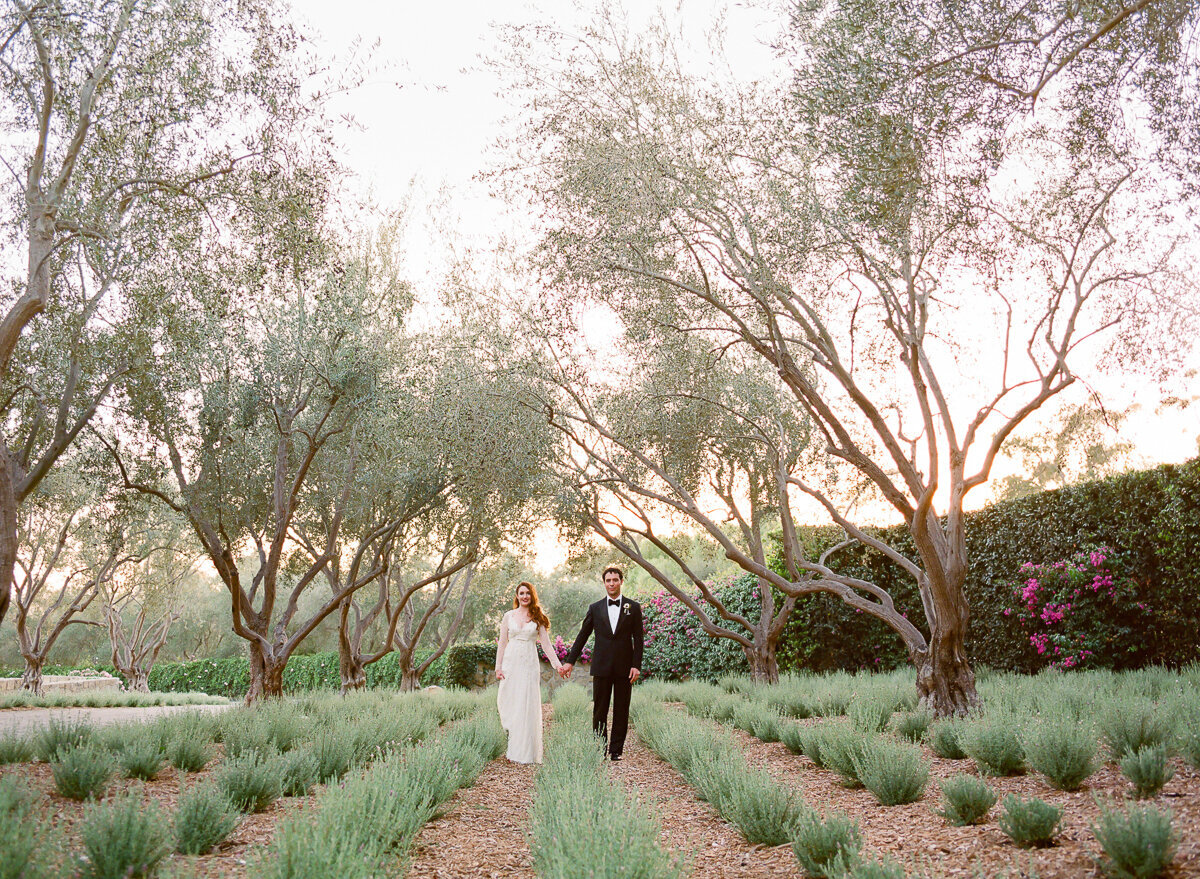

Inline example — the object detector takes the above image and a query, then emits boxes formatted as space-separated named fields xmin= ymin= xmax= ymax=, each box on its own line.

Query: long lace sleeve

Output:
xmin=538 ymin=625 xmax=562 ymax=671
xmin=495 ymin=612 xmax=508 ymax=673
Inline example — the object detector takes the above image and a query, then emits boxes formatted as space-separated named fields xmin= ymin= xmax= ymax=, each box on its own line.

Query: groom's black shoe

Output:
xmin=610 ymin=753 xmax=622 ymax=762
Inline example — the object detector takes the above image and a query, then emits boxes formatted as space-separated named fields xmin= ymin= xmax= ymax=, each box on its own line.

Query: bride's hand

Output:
xmin=495 ymin=670 xmax=505 ymax=681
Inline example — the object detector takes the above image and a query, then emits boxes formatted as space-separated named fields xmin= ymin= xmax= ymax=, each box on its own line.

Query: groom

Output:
xmin=560 ymin=565 xmax=644 ymax=761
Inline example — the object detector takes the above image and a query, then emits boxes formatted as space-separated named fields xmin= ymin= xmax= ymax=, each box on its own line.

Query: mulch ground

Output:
xmin=0 ymin=749 xmax=320 ymax=879
xmin=5 ymin=703 xmax=1198 ymax=877
xmin=717 ymin=713 xmax=1200 ymax=879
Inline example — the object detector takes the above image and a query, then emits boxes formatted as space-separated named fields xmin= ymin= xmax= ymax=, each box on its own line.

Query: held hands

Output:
xmin=559 ymin=663 xmax=573 ymax=679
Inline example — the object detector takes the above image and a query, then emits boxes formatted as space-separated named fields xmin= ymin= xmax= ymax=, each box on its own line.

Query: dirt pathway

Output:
xmin=615 ymin=723 xmax=801 ymax=879
xmin=405 ymin=706 xmax=546 ymax=879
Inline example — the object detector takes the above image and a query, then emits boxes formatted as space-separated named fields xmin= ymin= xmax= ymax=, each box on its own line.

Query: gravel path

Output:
xmin=0 ymin=703 xmax=233 ymax=735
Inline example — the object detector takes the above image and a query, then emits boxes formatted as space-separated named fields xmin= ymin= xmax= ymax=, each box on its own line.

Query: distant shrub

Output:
xmin=52 ymin=744 xmax=113 ymax=801
xmin=820 ymin=724 xmax=870 ymax=788
xmin=962 ymin=718 xmax=1025 ymax=776
xmin=1102 ymin=703 xmax=1175 ymax=761
xmin=78 ymin=792 xmax=170 ymax=879
xmin=1121 ymin=745 xmax=1175 ymax=799
xmin=166 ymin=735 xmax=210 ymax=772
xmin=790 ymin=809 xmax=862 ymax=878
xmin=934 ymin=775 xmax=997 ymax=826
xmin=1092 ymin=801 xmax=1177 ymax=879
xmin=890 ymin=709 xmax=932 ymax=743
xmin=1024 ymin=719 xmax=1100 ymax=790
xmin=276 ymin=749 xmax=319 ymax=797
xmin=853 ymin=739 xmax=929 ymax=806
xmin=34 ymin=717 xmax=92 ymax=762
xmin=998 ymin=795 xmax=1062 ymax=848
xmin=848 ymin=698 xmax=891 ymax=734
xmin=175 ymin=783 xmax=240 ymax=855
xmin=217 ymin=752 xmax=281 ymax=813
xmin=927 ymin=720 xmax=967 ymax=759
xmin=0 ymin=733 xmax=33 ymax=765
xmin=118 ymin=736 xmax=164 ymax=781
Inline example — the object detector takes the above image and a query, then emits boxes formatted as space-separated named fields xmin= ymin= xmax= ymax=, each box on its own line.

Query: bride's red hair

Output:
xmin=513 ymin=581 xmax=550 ymax=630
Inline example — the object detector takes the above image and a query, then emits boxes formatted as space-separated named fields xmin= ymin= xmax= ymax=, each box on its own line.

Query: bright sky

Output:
xmin=287 ymin=0 xmax=1199 ymax=569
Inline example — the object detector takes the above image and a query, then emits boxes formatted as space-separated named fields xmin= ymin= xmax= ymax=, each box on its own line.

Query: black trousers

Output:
xmin=592 ymin=674 xmax=632 ymax=757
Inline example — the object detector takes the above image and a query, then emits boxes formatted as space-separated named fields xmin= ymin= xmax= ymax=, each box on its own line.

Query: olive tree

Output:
xmin=0 ymin=0 xmax=316 ymax=627
xmin=100 ymin=511 xmax=196 ymax=692
xmin=11 ymin=462 xmax=149 ymax=694
xmin=502 ymin=1 xmax=1197 ymax=714
xmin=540 ymin=334 xmax=809 ymax=682
xmin=113 ymin=204 xmax=404 ymax=700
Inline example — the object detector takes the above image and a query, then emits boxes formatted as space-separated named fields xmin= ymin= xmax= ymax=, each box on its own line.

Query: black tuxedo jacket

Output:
xmin=565 ymin=596 xmax=644 ymax=679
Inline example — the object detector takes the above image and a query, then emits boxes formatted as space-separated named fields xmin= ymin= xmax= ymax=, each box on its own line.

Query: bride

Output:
xmin=495 ymin=581 xmax=562 ymax=763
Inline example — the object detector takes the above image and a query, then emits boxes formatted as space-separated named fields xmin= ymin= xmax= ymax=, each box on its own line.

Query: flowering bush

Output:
xmin=640 ymin=575 xmax=754 ymax=681
xmin=1003 ymin=546 xmax=1149 ymax=669
xmin=545 ymin=635 xmax=591 ymax=665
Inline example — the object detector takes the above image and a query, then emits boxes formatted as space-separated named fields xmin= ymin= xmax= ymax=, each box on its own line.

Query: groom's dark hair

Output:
xmin=602 ymin=566 xmax=624 ymax=582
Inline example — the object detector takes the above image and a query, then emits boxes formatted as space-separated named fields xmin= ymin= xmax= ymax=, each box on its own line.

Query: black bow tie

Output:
xmin=608 ymin=599 xmax=621 ymax=607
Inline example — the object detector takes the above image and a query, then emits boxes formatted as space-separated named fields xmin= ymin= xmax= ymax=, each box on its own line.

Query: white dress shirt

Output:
xmin=607 ymin=595 xmax=622 ymax=632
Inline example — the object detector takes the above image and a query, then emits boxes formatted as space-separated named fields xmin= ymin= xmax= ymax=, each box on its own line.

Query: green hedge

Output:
xmin=145 ymin=642 xmax=500 ymax=697
xmin=778 ymin=458 xmax=1200 ymax=673
xmin=638 ymin=459 xmax=1200 ymax=679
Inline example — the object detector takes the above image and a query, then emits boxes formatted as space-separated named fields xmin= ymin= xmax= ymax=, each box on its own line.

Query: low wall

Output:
xmin=0 ymin=672 xmax=121 ymax=694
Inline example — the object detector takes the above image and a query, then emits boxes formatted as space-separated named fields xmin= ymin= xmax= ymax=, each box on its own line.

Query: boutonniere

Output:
xmin=622 ymin=603 xmax=630 ymax=616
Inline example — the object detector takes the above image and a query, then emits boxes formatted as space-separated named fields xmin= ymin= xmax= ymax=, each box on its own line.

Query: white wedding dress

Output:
xmin=496 ymin=611 xmax=559 ymax=764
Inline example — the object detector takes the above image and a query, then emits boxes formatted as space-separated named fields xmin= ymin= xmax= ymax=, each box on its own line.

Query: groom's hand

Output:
xmin=629 ymin=668 xmax=640 ymax=683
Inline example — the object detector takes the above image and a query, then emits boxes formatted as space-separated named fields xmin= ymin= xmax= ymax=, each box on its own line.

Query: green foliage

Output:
xmin=1092 ymin=801 xmax=1177 ymax=879
xmin=962 ymin=717 xmax=1025 ymax=776
xmin=934 ymin=776 xmax=997 ymax=826
xmin=633 ymin=700 xmax=804 ymax=846
xmin=311 ymin=730 xmax=355 ymax=783
xmin=890 ymin=709 xmax=931 ymax=743
xmin=276 ymin=749 xmax=319 ymax=797
xmin=790 ymin=809 xmax=862 ymax=878
xmin=641 ymin=577 xmax=755 ymax=681
xmin=146 ymin=645 xmax=462 ymax=697
xmin=78 ymin=792 xmax=170 ymax=879
xmin=217 ymin=752 xmax=281 ymax=813
xmin=853 ymin=738 xmax=929 ymax=806
xmin=732 ymin=701 xmax=783 ymax=742
xmin=1101 ymin=701 xmax=1175 ymax=761
xmin=51 ymin=744 xmax=114 ymax=800
xmin=848 ymin=698 xmax=891 ymax=734
xmin=34 ymin=717 xmax=93 ymax=761
xmin=1178 ymin=715 xmax=1200 ymax=770
xmin=819 ymin=723 xmax=871 ymax=788
xmin=835 ymin=854 xmax=907 ymax=879
xmin=0 ymin=776 xmax=47 ymax=879
xmin=119 ymin=736 xmax=165 ymax=781
xmin=1121 ymin=745 xmax=1175 ymax=799
xmin=780 ymin=722 xmax=806 ymax=755
xmin=777 ymin=460 xmax=1200 ymax=674
xmin=998 ymin=795 xmax=1062 ymax=848
xmin=174 ymin=783 xmax=240 ymax=855
xmin=716 ymin=764 xmax=804 ymax=845
xmin=927 ymin=720 xmax=966 ymax=759
xmin=1024 ymin=719 xmax=1100 ymax=790
xmin=0 ymin=732 xmax=33 ymax=764
xmin=166 ymin=735 xmax=211 ymax=772
xmin=530 ymin=723 xmax=687 ymax=879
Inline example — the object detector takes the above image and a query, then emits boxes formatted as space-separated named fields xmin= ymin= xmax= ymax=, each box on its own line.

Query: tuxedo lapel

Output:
xmin=598 ymin=599 xmax=615 ymax=637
